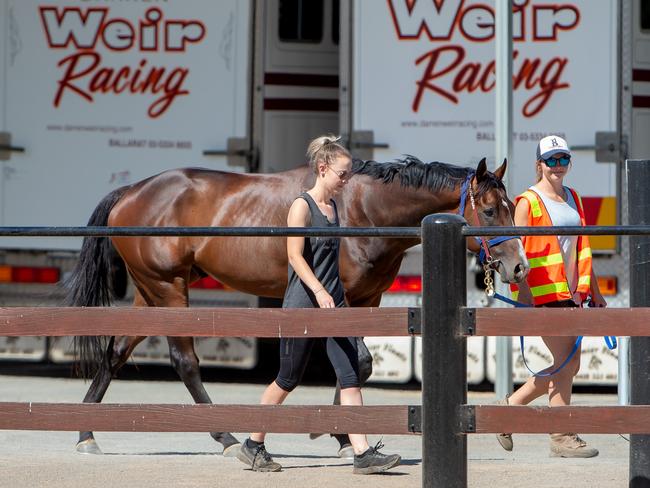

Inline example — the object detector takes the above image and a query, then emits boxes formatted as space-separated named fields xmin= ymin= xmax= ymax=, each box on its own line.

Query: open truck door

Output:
xmin=253 ymin=0 xmax=340 ymax=173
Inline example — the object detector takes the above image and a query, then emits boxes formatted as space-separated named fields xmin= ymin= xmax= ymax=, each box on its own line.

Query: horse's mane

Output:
xmin=352 ymin=156 xmax=502 ymax=197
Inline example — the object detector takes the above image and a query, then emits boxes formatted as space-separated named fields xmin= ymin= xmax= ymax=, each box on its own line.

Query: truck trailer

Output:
xmin=1 ymin=0 xmax=648 ymax=385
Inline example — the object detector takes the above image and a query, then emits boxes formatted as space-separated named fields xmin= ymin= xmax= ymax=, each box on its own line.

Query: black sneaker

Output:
xmin=236 ymin=439 xmax=282 ymax=472
xmin=353 ymin=441 xmax=401 ymax=475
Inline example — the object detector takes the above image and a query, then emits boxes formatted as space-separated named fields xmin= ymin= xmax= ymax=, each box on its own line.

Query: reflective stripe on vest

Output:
xmin=530 ymin=281 xmax=570 ymax=297
xmin=528 ymin=193 xmax=543 ymax=218
xmin=528 ymin=252 xmax=564 ymax=269
xmin=578 ymin=247 xmax=592 ymax=261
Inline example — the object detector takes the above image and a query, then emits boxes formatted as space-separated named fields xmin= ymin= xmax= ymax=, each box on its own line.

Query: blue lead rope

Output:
xmin=492 ymin=292 xmax=617 ymax=378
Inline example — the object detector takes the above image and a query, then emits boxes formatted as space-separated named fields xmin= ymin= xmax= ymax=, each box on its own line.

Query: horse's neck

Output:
xmin=350 ymin=181 xmax=461 ymax=255
xmin=358 ymin=182 xmax=460 ymax=227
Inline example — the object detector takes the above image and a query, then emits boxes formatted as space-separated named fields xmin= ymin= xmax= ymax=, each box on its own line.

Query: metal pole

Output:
xmin=619 ymin=336 xmax=630 ymax=406
xmin=618 ymin=0 xmax=632 ymax=410
xmin=627 ymin=160 xmax=650 ymax=487
xmin=494 ymin=0 xmax=514 ymax=400
xmin=422 ymin=213 xmax=467 ymax=488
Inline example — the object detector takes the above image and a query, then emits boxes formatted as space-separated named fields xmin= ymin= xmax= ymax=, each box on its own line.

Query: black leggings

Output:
xmin=275 ymin=336 xmax=360 ymax=392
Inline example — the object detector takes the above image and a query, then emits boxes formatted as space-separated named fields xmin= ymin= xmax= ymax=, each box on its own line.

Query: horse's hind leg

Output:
xmin=76 ymin=289 xmax=148 ymax=454
xmin=76 ymin=334 xmax=146 ymax=453
xmin=131 ymin=273 xmax=240 ymax=455
xmin=166 ymin=336 xmax=241 ymax=456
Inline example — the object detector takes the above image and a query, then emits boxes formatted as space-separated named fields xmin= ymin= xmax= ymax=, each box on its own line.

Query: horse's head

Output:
xmin=462 ymin=158 xmax=529 ymax=284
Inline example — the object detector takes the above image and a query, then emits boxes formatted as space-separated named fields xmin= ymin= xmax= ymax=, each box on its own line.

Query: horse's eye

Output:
xmin=483 ymin=208 xmax=495 ymax=218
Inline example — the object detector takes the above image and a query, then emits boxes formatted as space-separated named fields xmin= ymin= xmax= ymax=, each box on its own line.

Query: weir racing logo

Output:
xmin=387 ymin=0 xmax=580 ymax=117
xmin=39 ymin=6 xmax=205 ymax=118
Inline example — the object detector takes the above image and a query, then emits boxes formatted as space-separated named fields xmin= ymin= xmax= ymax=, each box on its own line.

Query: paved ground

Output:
xmin=0 ymin=375 xmax=630 ymax=488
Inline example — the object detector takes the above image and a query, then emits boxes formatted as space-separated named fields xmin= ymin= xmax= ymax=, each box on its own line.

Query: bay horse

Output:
xmin=65 ymin=156 xmax=528 ymax=455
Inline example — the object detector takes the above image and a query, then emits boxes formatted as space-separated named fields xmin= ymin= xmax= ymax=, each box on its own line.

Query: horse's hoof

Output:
xmin=76 ymin=439 xmax=103 ymax=455
xmin=222 ymin=443 xmax=241 ymax=457
xmin=338 ymin=444 xmax=355 ymax=459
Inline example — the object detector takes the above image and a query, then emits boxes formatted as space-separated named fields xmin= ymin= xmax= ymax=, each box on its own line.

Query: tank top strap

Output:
xmin=330 ymin=198 xmax=339 ymax=225
xmin=297 ymin=192 xmax=317 ymax=227
xmin=298 ymin=192 xmax=337 ymax=226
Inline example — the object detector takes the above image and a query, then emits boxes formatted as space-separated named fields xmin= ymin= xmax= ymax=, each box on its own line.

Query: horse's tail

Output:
xmin=64 ymin=185 xmax=130 ymax=378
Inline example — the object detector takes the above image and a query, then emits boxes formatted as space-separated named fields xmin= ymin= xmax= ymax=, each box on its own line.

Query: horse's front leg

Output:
xmin=166 ymin=336 xmax=241 ymax=456
xmin=77 ymin=334 xmax=146 ymax=454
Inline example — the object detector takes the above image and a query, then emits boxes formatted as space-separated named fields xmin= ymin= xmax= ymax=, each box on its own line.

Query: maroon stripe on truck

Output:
xmin=633 ymin=96 xmax=650 ymax=108
xmin=264 ymin=98 xmax=339 ymax=112
xmin=265 ymin=73 xmax=339 ymax=87
xmin=633 ymin=69 xmax=650 ymax=82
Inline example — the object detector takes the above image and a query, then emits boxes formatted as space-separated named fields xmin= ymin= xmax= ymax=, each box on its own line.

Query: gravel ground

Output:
xmin=0 ymin=375 xmax=630 ymax=488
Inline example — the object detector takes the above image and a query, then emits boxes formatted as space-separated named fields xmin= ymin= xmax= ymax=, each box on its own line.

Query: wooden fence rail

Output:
xmin=462 ymin=405 xmax=650 ymax=434
xmin=0 ymin=307 xmax=419 ymax=337
xmin=0 ymin=403 xmax=419 ymax=434
xmin=461 ymin=307 xmax=650 ymax=336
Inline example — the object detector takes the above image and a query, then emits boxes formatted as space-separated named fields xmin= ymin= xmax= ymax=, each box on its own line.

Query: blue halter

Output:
xmin=458 ymin=172 xmax=518 ymax=265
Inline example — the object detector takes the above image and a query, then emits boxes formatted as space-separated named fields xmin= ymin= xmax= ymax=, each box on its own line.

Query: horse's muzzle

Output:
xmin=513 ymin=262 xmax=529 ymax=283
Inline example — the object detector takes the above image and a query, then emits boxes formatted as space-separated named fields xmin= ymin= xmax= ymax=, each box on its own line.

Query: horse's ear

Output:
xmin=493 ymin=158 xmax=507 ymax=181
xmin=476 ymin=158 xmax=488 ymax=181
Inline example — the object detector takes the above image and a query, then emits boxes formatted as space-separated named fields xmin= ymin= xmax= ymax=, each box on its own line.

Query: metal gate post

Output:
xmin=421 ymin=214 xmax=467 ymax=488
xmin=627 ymin=160 xmax=650 ymax=488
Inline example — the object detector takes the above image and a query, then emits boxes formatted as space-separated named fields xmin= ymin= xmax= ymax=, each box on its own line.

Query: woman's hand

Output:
xmin=516 ymin=285 xmax=534 ymax=306
xmin=589 ymin=270 xmax=607 ymax=308
xmin=315 ymin=289 xmax=335 ymax=308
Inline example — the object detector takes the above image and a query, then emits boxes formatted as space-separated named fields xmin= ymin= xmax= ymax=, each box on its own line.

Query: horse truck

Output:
xmin=0 ymin=0 xmax=648 ymax=386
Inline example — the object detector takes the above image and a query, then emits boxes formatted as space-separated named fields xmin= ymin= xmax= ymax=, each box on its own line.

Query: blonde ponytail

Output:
xmin=306 ymin=135 xmax=351 ymax=173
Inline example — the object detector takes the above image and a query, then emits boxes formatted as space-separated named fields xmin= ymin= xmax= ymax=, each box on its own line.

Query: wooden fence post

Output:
xmin=421 ymin=213 xmax=467 ymax=488
xmin=627 ymin=159 xmax=650 ymax=488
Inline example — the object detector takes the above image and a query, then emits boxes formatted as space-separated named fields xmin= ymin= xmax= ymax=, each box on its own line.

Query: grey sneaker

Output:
xmin=353 ymin=441 xmax=401 ymax=475
xmin=495 ymin=396 xmax=513 ymax=451
xmin=236 ymin=440 xmax=282 ymax=472
xmin=222 ymin=442 xmax=241 ymax=458
xmin=550 ymin=433 xmax=599 ymax=458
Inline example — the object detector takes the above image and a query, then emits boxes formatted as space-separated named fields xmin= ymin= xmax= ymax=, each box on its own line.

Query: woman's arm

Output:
xmin=513 ymin=198 xmax=534 ymax=305
xmin=286 ymin=198 xmax=335 ymax=308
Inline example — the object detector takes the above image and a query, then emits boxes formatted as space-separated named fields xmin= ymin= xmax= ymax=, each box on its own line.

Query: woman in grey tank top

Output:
xmin=236 ymin=136 xmax=401 ymax=475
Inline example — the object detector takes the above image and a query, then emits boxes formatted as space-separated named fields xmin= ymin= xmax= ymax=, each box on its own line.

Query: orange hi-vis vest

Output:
xmin=510 ymin=187 xmax=592 ymax=306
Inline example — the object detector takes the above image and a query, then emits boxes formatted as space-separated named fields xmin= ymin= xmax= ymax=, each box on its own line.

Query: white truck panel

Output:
xmin=414 ymin=336 xmax=486 ymax=385
xmin=365 ymin=336 xmax=413 ymax=384
xmin=49 ymin=335 xmax=258 ymax=370
xmin=0 ymin=0 xmax=251 ymax=250
xmin=351 ymin=0 xmax=617 ymax=198
xmin=0 ymin=337 xmax=46 ymax=361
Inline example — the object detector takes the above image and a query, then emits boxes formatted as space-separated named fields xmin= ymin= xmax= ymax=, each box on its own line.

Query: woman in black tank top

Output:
xmin=235 ymin=135 xmax=401 ymax=475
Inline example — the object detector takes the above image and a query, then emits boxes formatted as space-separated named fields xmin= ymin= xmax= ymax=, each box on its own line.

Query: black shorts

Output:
xmin=275 ymin=336 xmax=360 ymax=392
